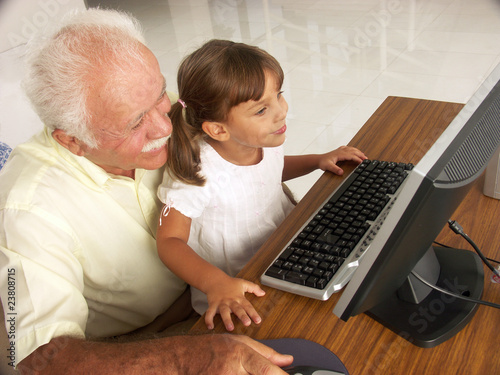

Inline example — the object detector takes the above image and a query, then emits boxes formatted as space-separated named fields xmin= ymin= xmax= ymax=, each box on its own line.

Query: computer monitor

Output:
xmin=332 ymin=63 xmax=500 ymax=348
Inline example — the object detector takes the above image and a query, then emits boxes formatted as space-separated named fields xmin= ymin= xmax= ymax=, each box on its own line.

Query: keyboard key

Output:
xmin=285 ymin=272 xmax=308 ymax=285
xmin=278 ymin=247 xmax=295 ymax=260
xmin=318 ymin=228 xmax=340 ymax=244
xmin=265 ymin=267 xmax=286 ymax=280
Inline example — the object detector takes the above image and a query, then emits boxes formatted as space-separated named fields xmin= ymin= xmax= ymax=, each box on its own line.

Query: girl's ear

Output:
xmin=202 ymin=121 xmax=230 ymax=141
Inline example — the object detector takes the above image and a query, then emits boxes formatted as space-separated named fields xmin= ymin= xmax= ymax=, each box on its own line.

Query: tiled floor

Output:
xmin=2 ymin=0 xmax=500 ymax=199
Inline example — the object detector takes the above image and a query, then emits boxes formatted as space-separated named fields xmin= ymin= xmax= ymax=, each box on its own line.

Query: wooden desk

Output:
xmin=190 ymin=97 xmax=500 ymax=374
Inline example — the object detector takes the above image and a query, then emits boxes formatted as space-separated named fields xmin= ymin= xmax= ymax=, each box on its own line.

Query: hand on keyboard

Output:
xmin=318 ymin=146 xmax=368 ymax=176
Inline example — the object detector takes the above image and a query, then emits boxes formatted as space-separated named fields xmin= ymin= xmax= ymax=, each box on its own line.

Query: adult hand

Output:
xmin=196 ymin=334 xmax=294 ymax=374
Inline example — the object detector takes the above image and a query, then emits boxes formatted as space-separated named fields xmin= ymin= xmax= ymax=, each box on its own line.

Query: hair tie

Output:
xmin=177 ymin=99 xmax=187 ymax=109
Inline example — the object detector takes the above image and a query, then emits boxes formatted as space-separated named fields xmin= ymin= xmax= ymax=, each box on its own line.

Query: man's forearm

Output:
xmin=18 ymin=336 xmax=202 ymax=375
xmin=17 ymin=334 xmax=293 ymax=374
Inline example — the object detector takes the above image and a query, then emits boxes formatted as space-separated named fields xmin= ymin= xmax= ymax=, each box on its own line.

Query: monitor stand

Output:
xmin=367 ymin=246 xmax=484 ymax=348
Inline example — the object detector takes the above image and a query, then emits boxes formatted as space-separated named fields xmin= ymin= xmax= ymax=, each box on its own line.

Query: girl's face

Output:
xmin=223 ymin=71 xmax=288 ymax=149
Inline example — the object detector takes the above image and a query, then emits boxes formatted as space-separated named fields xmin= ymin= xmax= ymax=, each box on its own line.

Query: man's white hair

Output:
xmin=22 ymin=8 xmax=147 ymax=148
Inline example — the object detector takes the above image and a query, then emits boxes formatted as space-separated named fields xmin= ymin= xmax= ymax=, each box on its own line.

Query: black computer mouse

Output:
xmin=284 ymin=365 xmax=346 ymax=375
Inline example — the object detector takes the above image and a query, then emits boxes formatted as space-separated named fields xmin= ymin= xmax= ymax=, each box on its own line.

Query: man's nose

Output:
xmin=148 ymin=109 xmax=172 ymax=138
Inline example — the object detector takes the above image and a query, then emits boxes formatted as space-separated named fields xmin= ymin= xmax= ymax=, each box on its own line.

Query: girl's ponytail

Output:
xmin=166 ymin=101 xmax=206 ymax=186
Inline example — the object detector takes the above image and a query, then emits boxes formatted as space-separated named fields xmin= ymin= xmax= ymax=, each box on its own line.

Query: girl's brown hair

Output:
xmin=166 ymin=39 xmax=284 ymax=186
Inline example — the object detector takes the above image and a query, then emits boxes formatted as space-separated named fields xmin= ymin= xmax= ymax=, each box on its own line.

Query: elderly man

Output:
xmin=0 ymin=8 xmax=292 ymax=374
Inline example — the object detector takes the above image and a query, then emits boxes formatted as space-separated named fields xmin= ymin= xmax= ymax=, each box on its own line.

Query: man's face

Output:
xmin=83 ymin=45 xmax=172 ymax=178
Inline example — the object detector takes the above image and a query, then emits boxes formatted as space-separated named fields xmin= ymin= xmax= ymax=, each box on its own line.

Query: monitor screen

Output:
xmin=332 ymin=63 xmax=500 ymax=348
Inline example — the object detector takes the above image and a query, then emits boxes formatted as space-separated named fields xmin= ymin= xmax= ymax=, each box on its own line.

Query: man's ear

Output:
xmin=52 ymin=129 xmax=86 ymax=156
xmin=202 ymin=121 xmax=230 ymax=142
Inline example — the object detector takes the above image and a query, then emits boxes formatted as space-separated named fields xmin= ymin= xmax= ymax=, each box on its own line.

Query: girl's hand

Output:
xmin=204 ymin=277 xmax=265 ymax=331
xmin=318 ymin=146 xmax=367 ymax=175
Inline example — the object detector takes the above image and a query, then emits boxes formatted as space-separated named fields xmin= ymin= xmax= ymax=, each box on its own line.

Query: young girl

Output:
xmin=157 ymin=39 xmax=366 ymax=331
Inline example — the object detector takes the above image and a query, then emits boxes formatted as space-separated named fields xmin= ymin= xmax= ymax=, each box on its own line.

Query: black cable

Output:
xmin=487 ymin=257 xmax=500 ymax=265
xmin=411 ymin=270 xmax=500 ymax=310
xmin=447 ymin=220 xmax=500 ymax=278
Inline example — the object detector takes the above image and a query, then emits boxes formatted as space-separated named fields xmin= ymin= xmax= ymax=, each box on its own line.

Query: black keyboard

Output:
xmin=260 ymin=159 xmax=413 ymax=300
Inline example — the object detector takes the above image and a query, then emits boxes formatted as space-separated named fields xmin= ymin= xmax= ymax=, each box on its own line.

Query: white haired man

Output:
xmin=0 ymin=8 xmax=292 ymax=374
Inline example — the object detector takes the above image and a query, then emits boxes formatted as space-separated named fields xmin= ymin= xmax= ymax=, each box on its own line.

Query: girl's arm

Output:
xmin=282 ymin=145 xmax=367 ymax=181
xmin=156 ymin=207 xmax=265 ymax=331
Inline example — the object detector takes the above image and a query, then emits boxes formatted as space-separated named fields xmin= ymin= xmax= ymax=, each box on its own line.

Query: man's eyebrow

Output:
xmin=127 ymin=78 xmax=167 ymax=128
xmin=159 ymin=78 xmax=167 ymax=98
xmin=128 ymin=112 xmax=146 ymax=129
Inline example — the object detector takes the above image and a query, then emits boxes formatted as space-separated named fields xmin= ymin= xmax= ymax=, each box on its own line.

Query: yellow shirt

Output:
xmin=0 ymin=128 xmax=186 ymax=366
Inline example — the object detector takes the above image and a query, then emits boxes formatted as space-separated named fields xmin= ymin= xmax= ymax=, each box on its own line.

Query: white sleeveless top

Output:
xmin=158 ymin=141 xmax=294 ymax=313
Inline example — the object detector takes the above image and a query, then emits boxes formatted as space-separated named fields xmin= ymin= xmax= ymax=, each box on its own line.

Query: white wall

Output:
xmin=0 ymin=0 xmax=87 ymax=147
